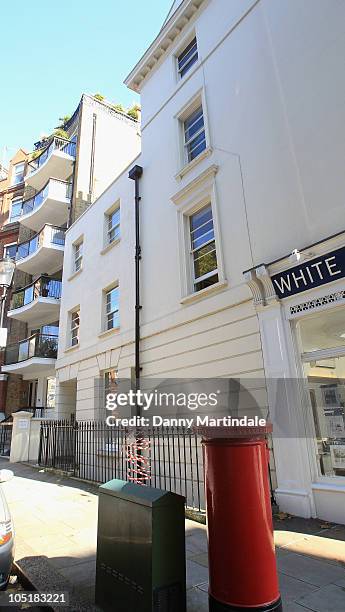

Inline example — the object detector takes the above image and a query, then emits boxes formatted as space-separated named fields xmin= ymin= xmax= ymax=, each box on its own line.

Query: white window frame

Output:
xmin=172 ymin=165 xmax=226 ymax=302
xmin=69 ymin=307 xmax=80 ymax=348
xmin=3 ymin=242 xmax=17 ymax=261
xmin=176 ymin=34 xmax=198 ymax=79
xmin=189 ymin=203 xmax=218 ymax=292
xmin=104 ymin=202 xmax=120 ymax=248
xmin=183 ymin=105 xmax=206 ymax=164
xmin=72 ymin=237 xmax=83 ymax=274
xmin=11 ymin=162 xmax=25 ymax=186
xmin=175 ymin=90 xmax=211 ymax=178
xmin=9 ymin=197 xmax=22 ymax=222
xmin=102 ymin=283 xmax=120 ymax=332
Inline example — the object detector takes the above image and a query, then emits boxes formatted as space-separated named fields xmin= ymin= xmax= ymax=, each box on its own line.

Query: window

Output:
xmin=190 ymin=204 xmax=218 ymax=292
xmin=104 ymin=369 xmax=117 ymax=395
xmin=184 ymin=106 xmax=206 ymax=163
xmin=46 ymin=377 xmax=56 ymax=408
xmin=106 ymin=207 xmax=120 ymax=245
xmin=70 ymin=309 xmax=80 ymax=347
xmin=105 ymin=285 xmax=119 ymax=330
xmin=3 ymin=243 xmax=17 ymax=261
xmin=73 ymin=240 xmax=83 ymax=272
xmin=178 ymin=37 xmax=198 ymax=77
xmin=9 ymin=198 xmax=22 ymax=222
xmin=297 ymin=310 xmax=345 ymax=479
xmin=11 ymin=162 xmax=25 ymax=186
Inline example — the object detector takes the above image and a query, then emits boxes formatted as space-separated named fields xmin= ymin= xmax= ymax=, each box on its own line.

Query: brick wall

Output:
xmin=0 ymin=149 xmax=31 ymax=415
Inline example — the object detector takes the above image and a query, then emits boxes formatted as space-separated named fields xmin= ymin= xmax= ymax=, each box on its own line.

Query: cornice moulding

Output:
xmin=124 ymin=0 xmax=206 ymax=92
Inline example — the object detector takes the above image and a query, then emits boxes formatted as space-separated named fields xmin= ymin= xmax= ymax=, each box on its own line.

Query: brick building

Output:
xmin=0 ymin=149 xmax=30 ymax=416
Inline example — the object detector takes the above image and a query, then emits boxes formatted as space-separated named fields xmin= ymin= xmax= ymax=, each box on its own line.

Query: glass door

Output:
xmin=303 ymin=356 xmax=345 ymax=477
xmin=296 ymin=307 xmax=345 ymax=478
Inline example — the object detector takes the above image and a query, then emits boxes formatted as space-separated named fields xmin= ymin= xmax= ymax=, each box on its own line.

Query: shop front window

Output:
xmin=297 ymin=308 xmax=345 ymax=478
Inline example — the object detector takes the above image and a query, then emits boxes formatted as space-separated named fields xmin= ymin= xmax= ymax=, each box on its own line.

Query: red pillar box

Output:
xmin=197 ymin=425 xmax=282 ymax=612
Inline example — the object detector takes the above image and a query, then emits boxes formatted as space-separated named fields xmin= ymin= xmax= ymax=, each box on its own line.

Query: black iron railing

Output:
xmin=16 ymin=225 xmax=66 ymax=261
xmin=0 ymin=422 xmax=12 ymax=456
xmin=28 ymin=137 xmax=76 ymax=173
xmin=4 ymin=333 xmax=58 ymax=365
xmin=10 ymin=276 xmax=62 ymax=310
xmin=21 ymin=179 xmax=72 ymax=216
xmin=38 ymin=421 xmax=204 ymax=512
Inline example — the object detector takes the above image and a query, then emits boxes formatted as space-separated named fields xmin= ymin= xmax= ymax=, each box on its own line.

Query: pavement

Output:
xmin=0 ymin=460 xmax=345 ymax=611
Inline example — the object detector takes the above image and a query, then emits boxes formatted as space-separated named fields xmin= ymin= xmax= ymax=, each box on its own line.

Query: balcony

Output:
xmin=26 ymin=137 xmax=76 ymax=191
xmin=2 ymin=333 xmax=58 ymax=377
xmin=8 ymin=276 xmax=62 ymax=325
xmin=16 ymin=225 xmax=66 ymax=275
xmin=19 ymin=179 xmax=71 ymax=232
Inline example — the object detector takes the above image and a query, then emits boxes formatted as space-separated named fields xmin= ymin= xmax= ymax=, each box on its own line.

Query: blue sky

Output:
xmin=0 ymin=0 xmax=172 ymax=161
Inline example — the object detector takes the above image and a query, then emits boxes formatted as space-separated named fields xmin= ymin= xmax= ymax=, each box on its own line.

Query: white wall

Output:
xmin=140 ymin=0 xmax=345 ymax=265
xmin=75 ymin=95 xmax=141 ymax=204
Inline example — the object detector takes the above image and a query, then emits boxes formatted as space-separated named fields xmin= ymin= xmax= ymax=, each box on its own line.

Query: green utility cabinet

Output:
xmin=95 ymin=479 xmax=186 ymax=612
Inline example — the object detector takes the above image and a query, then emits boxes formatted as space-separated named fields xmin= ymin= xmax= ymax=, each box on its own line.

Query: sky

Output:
xmin=0 ymin=0 xmax=173 ymax=163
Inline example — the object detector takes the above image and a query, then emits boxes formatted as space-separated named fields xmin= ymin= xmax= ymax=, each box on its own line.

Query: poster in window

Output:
xmin=330 ymin=444 xmax=345 ymax=470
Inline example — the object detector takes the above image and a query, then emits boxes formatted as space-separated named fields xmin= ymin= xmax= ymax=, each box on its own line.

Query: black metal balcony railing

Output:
xmin=4 ymin=333 xmax=58 ymax=366
xmin=21 ymin=179 xmax=72 ymax=216
xmin=16 ymin=225 xmax=66 ymax=262
xmin=10 ymin=277 xmax=62 ymax=311
xmin=28 ymin=137 xmax=76 ymax=174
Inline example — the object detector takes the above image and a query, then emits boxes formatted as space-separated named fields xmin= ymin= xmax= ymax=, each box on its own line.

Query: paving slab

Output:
xmin=278 ymin=572 xmax=320 ymax=603
xmin=297 ymin=583 xmax=345 ymax=611
xmin=186 ymin=586 xmax=209 ymax=612
xmin=189 ymin=552 xmax=208 ymax=567
xmin=282 ymin=533 xmax=345 ymax=566
xmin=186 ymin=559 xmax=209 ymax=590
xmin=278 ymin=550 xmax=345 ymax=587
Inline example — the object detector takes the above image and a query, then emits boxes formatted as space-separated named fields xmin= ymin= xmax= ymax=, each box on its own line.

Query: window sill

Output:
xmin=98 ymin=326 xmax=120 ymax=339
xmin=64 ymin=343 xmax=80 ymax=353
xmin=175 ymin=146 xmax=213 ymax=181
xmin=180 ymin=279 xmax=228 ymax=305
xmin=67 ymin=268 xmax=82 ymax=282
xmin=100 ymin=237 xmax=120 ymax=255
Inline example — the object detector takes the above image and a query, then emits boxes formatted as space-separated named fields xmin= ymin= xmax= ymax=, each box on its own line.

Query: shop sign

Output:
xmin=271 ymin=246 xmax=345 ymax=299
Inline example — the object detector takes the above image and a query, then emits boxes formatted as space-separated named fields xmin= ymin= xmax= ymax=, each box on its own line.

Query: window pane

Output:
xmin=178 ymin=38 xmax=198 ymax=77
xmin=108 ymin=208 xmax=120 ymax=244
xmin=109 ymin=208 xmax=120 ymax=227
xmin=10 ymin=200 xmax=22 ymax=221
xmin=304 ymin=356 xmax=345 ymax=478
xmin=193 ymin=242 xmax=217 ymax=279
xmin=184 ymin=107 xmax=204 ymax=142
xmin=104 ymin=369 xmax=117 ymax=392
xmin=195 ymin=273 xmax=219 ymax=292
xmin=192 ymin=226 xmax=214 ymax=250
xmin=4 ymin=244 xmax=17 ymax=260
xmin=190 ymin=204 xmax=218 ymax=291
xmin=105 ymin=286 xmax=119 ymax=329
xmin=12 ymin=163 xmax=25 ymax=185
xmin=46 ymin=377 xmax=56 ymax=408
xmin=190 ymin=206 xmax=212 ymax=230
xmin=187 ymin=132 xmax=206 ymax=161
xmin=74 ymin=242 xmax=83 ymax=271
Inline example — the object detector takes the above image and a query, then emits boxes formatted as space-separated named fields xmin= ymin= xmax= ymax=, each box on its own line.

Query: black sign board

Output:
xmin=271 ymin=246 xmax=345 ymax=299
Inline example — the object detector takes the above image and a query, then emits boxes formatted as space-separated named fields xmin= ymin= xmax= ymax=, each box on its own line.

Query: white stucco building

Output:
xmin=55 ymin=0 xmax=345 ymax=523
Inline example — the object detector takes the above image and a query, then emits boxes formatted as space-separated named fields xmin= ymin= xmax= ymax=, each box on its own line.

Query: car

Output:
xmin=0 ymin=470 xmax=14 ymax=589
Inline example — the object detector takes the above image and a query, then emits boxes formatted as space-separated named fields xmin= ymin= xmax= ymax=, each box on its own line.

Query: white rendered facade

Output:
xmin=56 ymin=0 xmax=345 ymax=522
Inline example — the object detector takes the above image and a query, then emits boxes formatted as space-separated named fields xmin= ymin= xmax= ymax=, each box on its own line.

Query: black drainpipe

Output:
xmin=129 ymin=164 xmax=143 ymax=417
